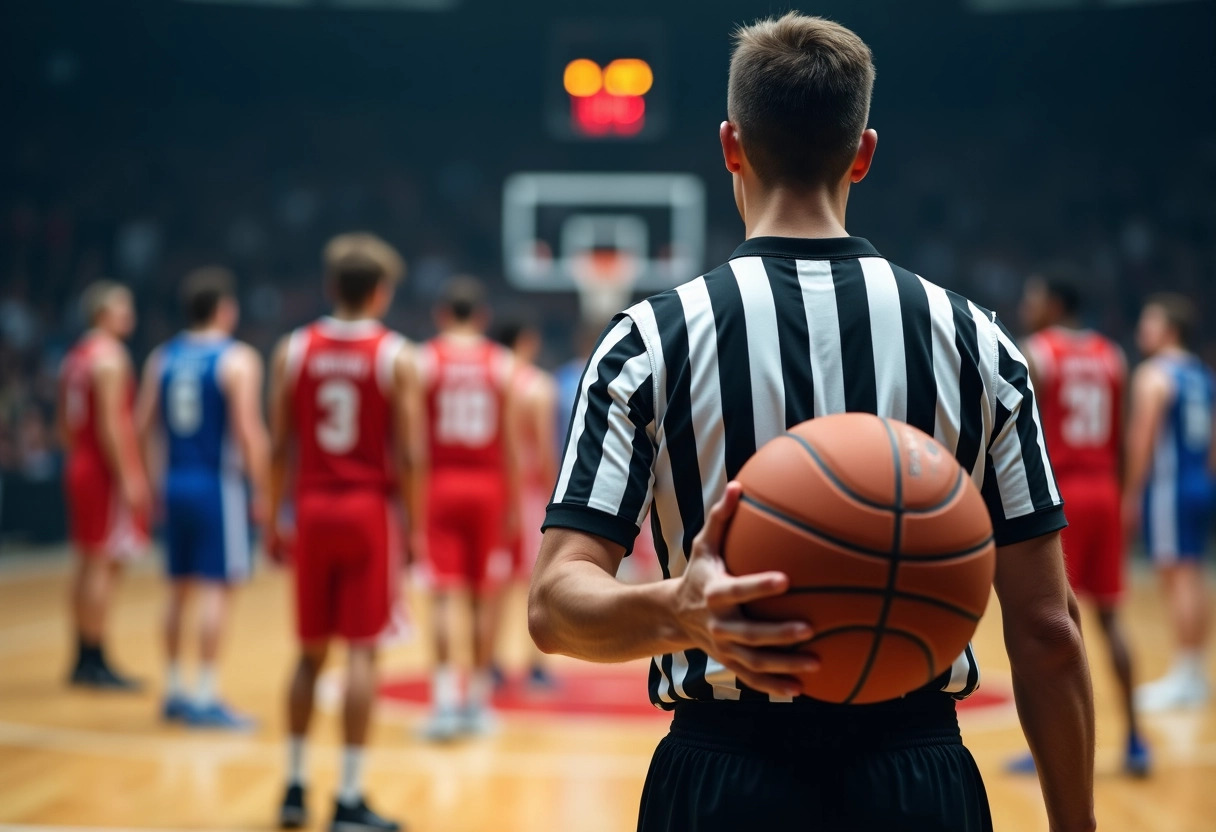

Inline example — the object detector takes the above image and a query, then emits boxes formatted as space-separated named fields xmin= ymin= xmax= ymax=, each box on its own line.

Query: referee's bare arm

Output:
xmin=530 ymin=483 xmax=820 ymax=698
xmin=996 ymin=531 xmax=1096 ymax=832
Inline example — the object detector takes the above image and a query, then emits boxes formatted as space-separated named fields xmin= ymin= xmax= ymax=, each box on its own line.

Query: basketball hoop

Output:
xmin=569 ymin=248 xmax=640 ymax=324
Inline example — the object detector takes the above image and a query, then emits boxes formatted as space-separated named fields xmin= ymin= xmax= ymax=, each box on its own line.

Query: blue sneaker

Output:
xmin=187 ymin=700 xmax=256 ymax=731
xmin=162 ymin=694 xmax=193 ymax=722
xmin=1004 ymin=751 xmax=1036 ymax=774
xmin=1125 ymin=734 xmax=1151 ymax=778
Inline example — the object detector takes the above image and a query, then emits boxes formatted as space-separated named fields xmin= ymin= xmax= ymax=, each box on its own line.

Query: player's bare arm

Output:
xmin=1123 ymin=362 xmax=1171 ymax=532
xmin=391 ymin=341 xmax=417 ymax=554
xmin=134 ymin=346 xmax=164 ymax=494
xmin=995 ymin=531 xmax=1096 ymax=832
xmin=530 ymin=372 xmax=560 ymax=490
xmin=94 ymin=347 xmax=150 ymax=517
xmin=223 ymin=343 xmax=271 ymax=526
xmin=501 ymin=356 xmax=523 ymax=541
xmin=530 ymin=482 xmax=818 ymax=698
xmin=404 ymin=347 xmax=428 ymax=562
xmin=267 ymin=336 xmax=295 ymax=562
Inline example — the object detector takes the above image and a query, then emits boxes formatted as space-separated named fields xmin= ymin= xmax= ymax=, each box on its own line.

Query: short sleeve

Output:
xmin=981 ymin=317 xmax=1068 ymax=546
xmin=542 ymin=315 xmax=657 ymax=555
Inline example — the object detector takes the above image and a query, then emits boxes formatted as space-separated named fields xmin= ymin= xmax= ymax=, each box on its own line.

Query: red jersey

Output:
xmin=287 ymin=317 xmax=406 ymax=493
xmin=60 ymin=332 xmax=135 ymax=471
xmin=421 ymin=334 xmax=512 ymax=471
xmin=1024 ymin=326 xmax=1126 ymax=480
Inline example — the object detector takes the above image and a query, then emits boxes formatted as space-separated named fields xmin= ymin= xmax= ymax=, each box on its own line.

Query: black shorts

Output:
xmin=637 ymin=694 xmax=992 ymax=832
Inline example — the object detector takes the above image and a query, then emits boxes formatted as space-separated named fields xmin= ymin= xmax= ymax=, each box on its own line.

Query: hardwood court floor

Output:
xmin=0 ymin=547 xmax=1213 ymax=832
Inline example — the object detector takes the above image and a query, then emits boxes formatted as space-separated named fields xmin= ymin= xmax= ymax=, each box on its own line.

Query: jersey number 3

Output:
xmin=317 ymin=379 xmax=360 ymax=454
xmin=1062 ymin=379 xmax=1111 ymax=447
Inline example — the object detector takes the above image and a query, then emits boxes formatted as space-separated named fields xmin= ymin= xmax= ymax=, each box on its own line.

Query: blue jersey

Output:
xmin=1144 ymin=353 xmax=1216 ymax=560
xmin=157 ymin=333 xmax=252 ymax=582
xmin=554 ymin=358 xmax=585 ymax=453
xmin=159 ymin=334 xmax=238 ymax=475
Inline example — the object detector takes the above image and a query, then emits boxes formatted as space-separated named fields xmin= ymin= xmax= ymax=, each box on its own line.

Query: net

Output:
xmin=569 ymin=248 xmax=640 ymax=324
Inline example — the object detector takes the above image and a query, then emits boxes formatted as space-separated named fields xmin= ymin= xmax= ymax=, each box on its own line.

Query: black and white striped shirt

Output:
xmin=543 ymin=236 xmax=1066 ymax=709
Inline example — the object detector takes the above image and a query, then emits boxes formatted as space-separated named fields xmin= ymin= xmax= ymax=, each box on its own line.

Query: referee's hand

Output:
xmin=674 ymin=481 xmax=819 ymax=698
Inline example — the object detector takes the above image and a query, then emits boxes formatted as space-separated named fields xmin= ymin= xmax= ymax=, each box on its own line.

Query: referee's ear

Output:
xmin=849 ymin=128 xmax=879 ymax=184
xmin=720 ymin=120 xmax=745 ymax=174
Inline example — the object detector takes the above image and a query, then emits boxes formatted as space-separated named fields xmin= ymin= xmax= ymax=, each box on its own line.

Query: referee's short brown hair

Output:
xmin=323 ymin=233 xmax=405 ymax=309
xmin=728 ymin=12 xmax=875 ymax=187
xmin=180 ymin=266 xmax=236 ymax=327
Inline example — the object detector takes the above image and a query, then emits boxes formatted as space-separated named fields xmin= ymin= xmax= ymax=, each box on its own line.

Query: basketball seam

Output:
xmin=792 ymin=625 xmax=936 ymax=685
xmin=785 ymin=584 xmax=981 ymax=623
xmin=844 ymin=419 xmax=927 ymax=704
xmin=782 ymin=431 xmax=966 ymax=515
xmin=737 ymin=494 xmax=994 ymax=563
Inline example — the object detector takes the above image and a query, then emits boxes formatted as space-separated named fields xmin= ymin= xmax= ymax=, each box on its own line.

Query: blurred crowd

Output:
xmin=2 ymin=111 xmax=1214 ymax=544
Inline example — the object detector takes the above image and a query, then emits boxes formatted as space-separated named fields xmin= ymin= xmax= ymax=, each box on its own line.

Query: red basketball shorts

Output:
xmin=1058 ymin=474 xmax=1124 ymax=606
xmin=426 ymin=469 xmax=510 ymax=593
xmin=294 ymin=488 xmax=402 ymax=643
xmin=64 ymin=452 xmax=148 ymax=560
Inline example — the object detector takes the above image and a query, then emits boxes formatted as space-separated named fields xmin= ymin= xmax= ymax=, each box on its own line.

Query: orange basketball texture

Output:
xmin=721 ymin=413 xmax=996 ymax=705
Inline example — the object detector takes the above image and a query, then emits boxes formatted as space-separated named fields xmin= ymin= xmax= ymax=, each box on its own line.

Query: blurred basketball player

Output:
xmin=492 ymin=317 xmax=558 ymax=688
xmin=1125 ymin=294 xmax=1215 ymax=711
xmin=412 ymin=277 xmax=518 ymax=739
xmin=135 ymin=267 xmax=268 ymax=729
xmin=1013 ymin=268 xmax=1149 ymax=775
xmin=268 ymin=234 xmax=409 ymax=832
xmin=58 ymin=281 xmax=149 ymax=689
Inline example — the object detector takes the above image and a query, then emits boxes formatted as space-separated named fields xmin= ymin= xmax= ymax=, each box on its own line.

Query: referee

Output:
xmin=529 ymin=13 xmax=1096 ymax=832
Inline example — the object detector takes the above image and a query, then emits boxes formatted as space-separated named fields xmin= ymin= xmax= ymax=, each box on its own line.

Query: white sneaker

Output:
xmin=418 ymin=708 xmax=463 ymax=742
xmin=459 ymin=704 xmax=498 ymax=737
xmin=1136 ymin=674 xmax=1210 ymax=712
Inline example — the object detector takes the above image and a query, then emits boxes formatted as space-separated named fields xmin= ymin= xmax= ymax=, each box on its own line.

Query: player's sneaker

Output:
xmin=330 ymin=797 xmax=401 ymax=832
xmin=459 ymin=704 xmax=498 ymax=738
xmin=1124 ymin=733 xmax=1151 ymax=778
xmin=418 ymin=709 xmax=462 ymax=743
xmin=489 ymin=663 xmax=508 ymax=691
xmin=1137 ymin=674 xmax=1210 ymax=712
xmin=187 ymin=700 xmax=256 ymax=731
xmin=1003 ymin=751 xmax=1036 ymax=774
xmin=278 ymin=783 xmax=308 ymax=829
xmin=162 ymin=694 xmax=193 ymax=722
xmin=526 ymin=665 xmax=559 ymax=691
xmin=70 ymin=661 xmax=143 ymax=691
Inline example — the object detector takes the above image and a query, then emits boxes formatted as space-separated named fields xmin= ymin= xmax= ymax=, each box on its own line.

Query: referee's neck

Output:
xmin=741 ymin=185 xmax=852 ymax=241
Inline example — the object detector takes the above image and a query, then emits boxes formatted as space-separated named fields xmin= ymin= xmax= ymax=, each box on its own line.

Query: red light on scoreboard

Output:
xmin=564 ymin=58 xmax=651 ymax=138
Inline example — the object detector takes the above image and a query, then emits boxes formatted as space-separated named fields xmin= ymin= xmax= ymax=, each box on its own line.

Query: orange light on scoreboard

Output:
xmin=564 ymin=58 xmax=652 ymax=137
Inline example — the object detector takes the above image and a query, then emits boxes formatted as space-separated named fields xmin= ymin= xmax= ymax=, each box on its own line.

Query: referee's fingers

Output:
xmin=705 ymin=571 xmax=789 ymax=607
xmin=723 ymin=643 xmax=821 ymax=676
xmin=695 ymin=481 xmax=742 ymax=552
xmin=721 ymin=665 xmax=804 ymax=699
xmin=709 ymin=617 xmax=812 ymax=647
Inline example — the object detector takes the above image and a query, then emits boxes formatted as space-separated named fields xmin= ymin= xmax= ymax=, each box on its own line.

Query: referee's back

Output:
xmin=547 ymin=234 xmax=1065 ymax=706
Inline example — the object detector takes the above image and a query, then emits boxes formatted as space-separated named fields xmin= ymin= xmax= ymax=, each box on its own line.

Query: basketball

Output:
xmin=722 ymin=413 xmax=996 ymax=705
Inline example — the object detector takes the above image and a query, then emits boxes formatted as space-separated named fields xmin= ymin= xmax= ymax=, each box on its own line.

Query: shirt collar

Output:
xmin=730 ymin=236 xmax=880 ymax=261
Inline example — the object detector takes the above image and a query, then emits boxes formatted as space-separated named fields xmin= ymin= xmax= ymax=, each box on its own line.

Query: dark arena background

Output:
xmin=1 ymin=1 xmax=1214 ymax=831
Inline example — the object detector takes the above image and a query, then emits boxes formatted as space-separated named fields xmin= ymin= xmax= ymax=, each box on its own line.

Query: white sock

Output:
xmin=338 ymin=746 xmax=364 ymax=807
xmin=166 ymin=662 xmax=186 ymax=698
xmin=196 ymin=664 xmax=218 ymax=706
xmin=432 ymin=665 xmax=459 ymax=711
xmin=287 ymin=736 xmax=307 ymax=787
xmin=468 ymin=669 xmax=493 ymax=709
xmin=1176 ymin=649 xmax=1205 ymax=683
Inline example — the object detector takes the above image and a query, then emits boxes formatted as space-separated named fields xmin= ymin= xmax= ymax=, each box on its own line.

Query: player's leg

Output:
xmin=465 ymin=478 xmax=510 ymax=735
xmin=280 ymin=639 xmax=328 ymax=830
xmin=1095 ymin=605 xmax=1150 ymax=775
xmin=187 ymin=475 xmax=254 ymax=729
xmin=1139 ymin=497 xmax=1211 ymax=710
xmin=328 ymin=493 xmax=400 ymax=832
xmin=280 ymin=493 xmax=335 ymax=829
xmin=421 ymin=480 xmax=465 ymax=741
xmin=163 ymin=579 xmax=192 ymax=718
